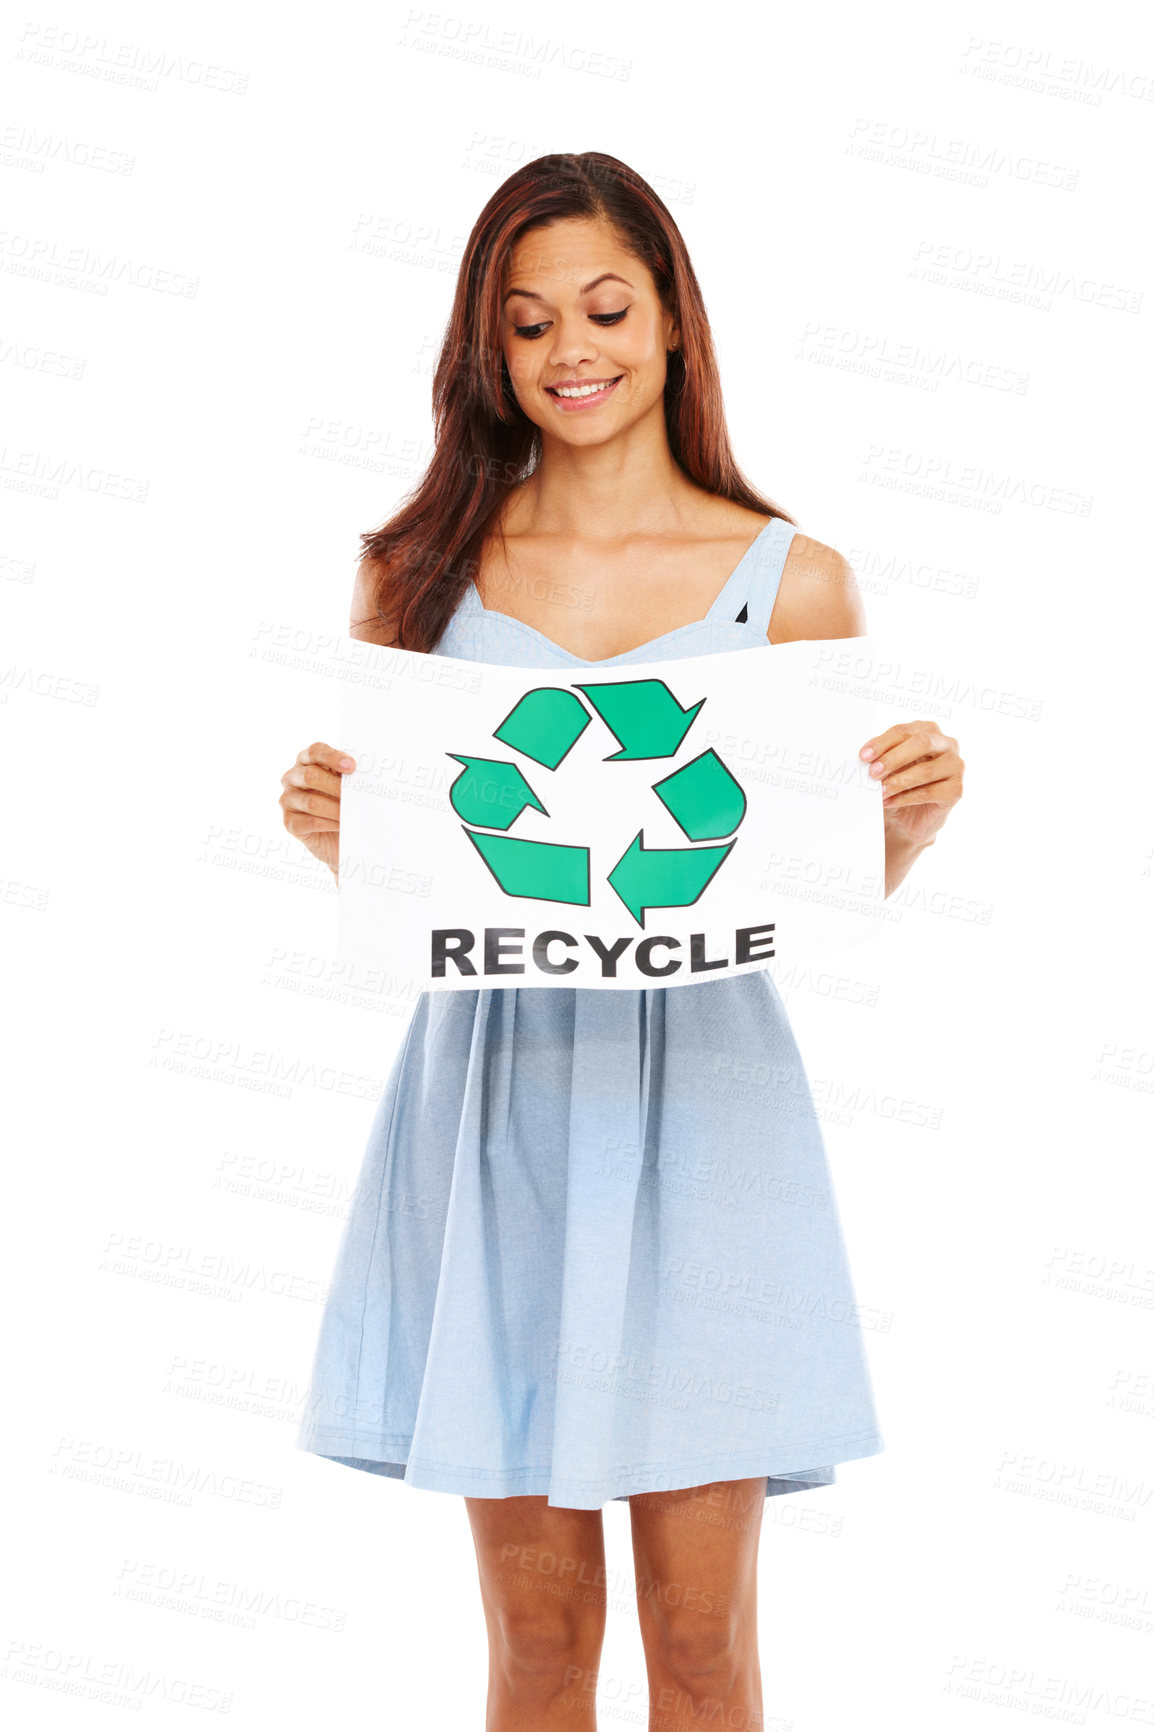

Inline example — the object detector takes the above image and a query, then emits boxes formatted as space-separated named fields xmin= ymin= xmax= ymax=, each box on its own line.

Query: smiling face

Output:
xmin=500 ymin=215 xmax=679 ymax=446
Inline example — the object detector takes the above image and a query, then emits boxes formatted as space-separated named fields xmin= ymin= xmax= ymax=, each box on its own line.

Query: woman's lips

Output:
xmin=545 ymin=376 xmax=624 ymax=411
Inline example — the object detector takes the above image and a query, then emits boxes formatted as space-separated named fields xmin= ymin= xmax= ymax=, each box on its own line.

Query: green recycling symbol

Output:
xmin=446 ymin=679 xmax=747 ymax=929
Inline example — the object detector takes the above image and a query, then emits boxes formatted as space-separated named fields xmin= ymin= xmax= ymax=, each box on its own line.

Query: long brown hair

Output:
xmin=357 ymin=151 xmax=796 ymax=653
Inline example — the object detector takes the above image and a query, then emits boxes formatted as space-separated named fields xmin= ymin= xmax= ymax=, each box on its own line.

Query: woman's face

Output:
xmin=500 ymin=216 xmax=679 ymax=445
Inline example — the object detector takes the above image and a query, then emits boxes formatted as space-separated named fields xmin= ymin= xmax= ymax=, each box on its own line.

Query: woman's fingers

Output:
xmin=859 ymin=720 xmax=962 ymax=802
xmin=881 ymin=739 xmax=963 ymax=802
xmin=861 ymin=721 xmax=951 ymax=778
xmin=879 ymin=772 xmax=963 ymax=810
xmin=279 ymin=742 xmax=356 ymax=836
xmin=280 ymin=742 xmax=356 ymax=792
xmin=282 ymin=811 xmax=341 ymax=837
xmin=877 ymin=733 xmax=956 ymax=795
xmin=297 ymin=740 xmax=356 ymax=774
xmin=280 ymin=786 xmax=340 ymax=824
xmin=281 ymin=764 xmax=340 ymax=808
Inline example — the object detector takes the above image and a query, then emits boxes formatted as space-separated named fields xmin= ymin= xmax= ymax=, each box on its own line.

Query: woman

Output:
xmin=280 ymin=153 xmax=963 ymax=1730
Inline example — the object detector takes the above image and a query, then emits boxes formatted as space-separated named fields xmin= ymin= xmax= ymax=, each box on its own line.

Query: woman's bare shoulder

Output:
xmin=771 ymin=531 xmax=867 ymax=642
xmin=349 ymin=554 xmax=398 ymax=646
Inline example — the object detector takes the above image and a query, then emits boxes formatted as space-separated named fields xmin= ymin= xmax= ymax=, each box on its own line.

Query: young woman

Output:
xmin=280 ymin=153 xmax=963 ymax=1730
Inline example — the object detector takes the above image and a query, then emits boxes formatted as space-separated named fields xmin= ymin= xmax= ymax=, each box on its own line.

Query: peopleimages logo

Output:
xmin=447 ymin=676 xmax=747 ymax=925
xmin=431 ymin=677 xmax=776 ymax=982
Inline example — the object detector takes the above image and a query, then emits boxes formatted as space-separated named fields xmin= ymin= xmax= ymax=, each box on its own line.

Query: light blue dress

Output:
xmin=296 ymin=516 xmax=884 ymax=1507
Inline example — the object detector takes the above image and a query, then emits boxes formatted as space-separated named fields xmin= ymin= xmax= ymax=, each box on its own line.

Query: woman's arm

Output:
xmin=770 ymin=535 xmax=964 ymax=899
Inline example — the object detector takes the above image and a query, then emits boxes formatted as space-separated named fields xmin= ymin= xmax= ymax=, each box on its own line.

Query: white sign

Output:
xmin=335 ymin=635 xmax=894 ymax=991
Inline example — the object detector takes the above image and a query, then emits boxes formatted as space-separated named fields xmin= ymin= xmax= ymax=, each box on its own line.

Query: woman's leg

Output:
xmin=465 ymin=1494 xmax=609 ymax=1731
xmin=629 ymin=1476 xmax=768 ymax=1732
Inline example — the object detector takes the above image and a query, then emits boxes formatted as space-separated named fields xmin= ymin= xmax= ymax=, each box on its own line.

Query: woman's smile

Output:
xmin=545 ymin=374 xmax=625 ymax=411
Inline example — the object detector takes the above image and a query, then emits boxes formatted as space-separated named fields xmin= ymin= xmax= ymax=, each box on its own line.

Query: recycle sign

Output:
xmin=445 ymin=679 xmax=747 ymax=929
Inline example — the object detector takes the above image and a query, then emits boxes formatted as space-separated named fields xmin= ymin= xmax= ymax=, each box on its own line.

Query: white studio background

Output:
xmin=3 ymin=0 xmax=1152 ymax=1727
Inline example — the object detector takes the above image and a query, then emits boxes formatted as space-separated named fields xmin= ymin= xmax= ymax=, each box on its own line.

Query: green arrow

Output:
xmin=463 ymin=828 xmax=590 ymax=905
xmin=607 ymin=830 xmax=734 ymax=928
xmin=652 ymin=749 xmax=747 ymax=841
xmin=492 ymin=688 xmax=591 ymax=768
xmin=446 ymin=755 xmax=548 ymax=831
xmin=573 ymin=679 xmax=704 ymax=760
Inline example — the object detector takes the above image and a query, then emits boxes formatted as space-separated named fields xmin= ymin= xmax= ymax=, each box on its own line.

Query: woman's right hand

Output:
xmin=279 ymin=742 xmax=356 ymax=879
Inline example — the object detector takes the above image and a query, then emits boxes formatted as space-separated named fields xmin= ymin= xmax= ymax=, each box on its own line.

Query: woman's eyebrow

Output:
xmin=502 ymin=272 xmax=635 ymax=304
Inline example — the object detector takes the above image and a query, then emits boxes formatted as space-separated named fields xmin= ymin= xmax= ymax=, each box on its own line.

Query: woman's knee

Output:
xmin=648 ymin=1610 xmax=744 ymax=1693
xmin=495 ymin=1601 xmax=599 ymax=1680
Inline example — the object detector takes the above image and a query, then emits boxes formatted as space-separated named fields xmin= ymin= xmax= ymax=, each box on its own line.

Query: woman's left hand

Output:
xmin=860 ymin=719 xmax=964 ymax=847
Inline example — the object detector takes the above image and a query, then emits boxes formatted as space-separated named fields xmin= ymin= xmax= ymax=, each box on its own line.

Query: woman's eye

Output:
xmin=512 ymin=308 xmax=630 ymax=340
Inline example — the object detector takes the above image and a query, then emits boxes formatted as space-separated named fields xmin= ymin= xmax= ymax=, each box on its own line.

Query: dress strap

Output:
xmin=741 ymin=519 xmax=797 ymax=637
xmin=707 ymin=518 xmax=782 ymax=625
